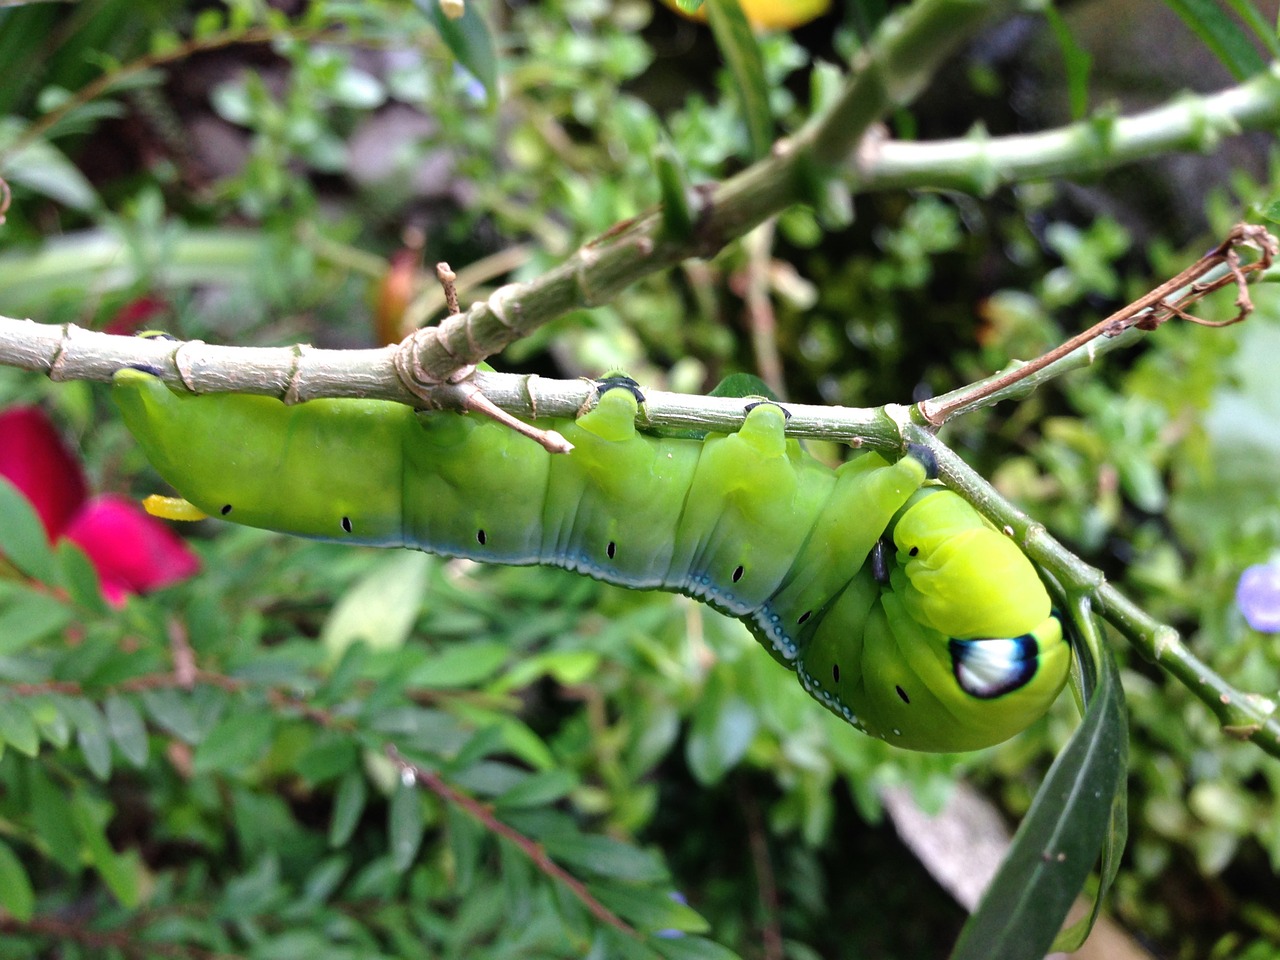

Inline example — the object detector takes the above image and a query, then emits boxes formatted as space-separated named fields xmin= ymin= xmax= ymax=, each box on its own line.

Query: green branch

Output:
xmin=858 ymin=63 xmax=1280 ymax=194
xmin=397 ymin=0 xmax=1015 ymax=387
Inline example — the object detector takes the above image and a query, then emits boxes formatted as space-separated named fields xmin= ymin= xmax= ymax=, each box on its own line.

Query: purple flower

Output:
xmin=1236 ymin=562 xmax=1280 ymax=632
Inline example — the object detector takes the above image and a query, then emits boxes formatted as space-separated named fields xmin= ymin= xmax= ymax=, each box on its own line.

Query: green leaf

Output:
xmin=140 ymin=688 xmax=201 ymax=743
xmin=685 ymin=683 xmax=758 ymax=786
xmin=1224 ymin=0 xmax=1280 ymax=58
xmin=56 ymin=540 xmax=108 ymax=614
xmin=0 ymin=477 xmax=56 ymax=584
xmin=1043 ymin=5 xmax=1091 ymax=121
xmin=591 ymin=881 xmax=710 ymax=935
xmin=329 ymin=770 xmax=368 ymax=847
xmin=388 ymin=781 xmax=424 ymax=873
xmin=0 ymin=698 xmax=39 ymax=756
xmin=104 ymin=694 xmax=149 ymax=768
xmin=0 ymin=118 xmax=101 ymax=212
xmin=0 ymin=587 xmax=72 ymax=656
xmin=0 ymin=839 xmax=35 ymax=922
xmin=494 ymin=769 xmax=577 ymax=810
xmin=407 ymin=641 xmax=509 ymax=689
xmin=414 ymin=0 xmax=499 ymax=108
xmin=64 ymin=697 xmax=112 ymax=780
xmin=652 ymin=935 xmax=746 ymax=960
xmin=1160 ymin=0 xmax=1266 ymax=80
xmin=29 ymin=766 xmax=80 ymax=871
xmin=949 ymin=598 xmax=1128 ymax=960
xmin=192 ymin=708 xmax=276 ymax=775
xmin=321 ymin=551 xmax=431 ymax=659
xmin=704 ymin=0 xmax=773 ymax=161
xmin=71 ymin=793 xmax=141 ymax=908
xmin=541 ymin=833 xmax=669 ymax=883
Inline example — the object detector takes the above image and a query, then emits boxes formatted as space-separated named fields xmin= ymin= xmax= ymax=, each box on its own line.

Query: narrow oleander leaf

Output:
xmin=413 ymin=0 xmax=499 ymax=108
xmin=949 ymin=600 xmax=1128 ymax=960
xmin=1043 ymin=5 xmax=1092 ymax=120
xmin=1224 ymin=0 xmax=1280 ymax=58
xmin=704 ymin=0 xmax=773 ymax=160
xmin=1159 ymin=0 xmax=1266 ymax=80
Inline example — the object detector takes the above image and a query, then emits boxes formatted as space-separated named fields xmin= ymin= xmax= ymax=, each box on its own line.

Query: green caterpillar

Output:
xmin=112 ymin=368 xmax=1069 ymax=752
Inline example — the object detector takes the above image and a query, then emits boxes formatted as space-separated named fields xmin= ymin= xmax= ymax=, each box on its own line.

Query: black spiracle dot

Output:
xmin=908 ymin=546 xmax=919 ymax=557
xmin=607 ymin=541 xmax=616 ymax=559
xmin=731 ymin=565 xmax=744 ymax=583
xmin=220 ymin=504 xmax=233 ymax=516
xmin=896 ymin=685 xmax=910 ymax=704
xmin=476 ymin=529 xmax=487 ymax=546
xmin=832 ymin=663 xmax=841 ymax=683
xmin=798 ymin=610 xmax=811 ymax=625
xmin=341 ymin=516 xmax=353 ymax=533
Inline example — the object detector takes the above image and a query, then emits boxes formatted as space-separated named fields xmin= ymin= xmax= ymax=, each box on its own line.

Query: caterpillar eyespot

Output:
xmin=112 ymin=368 xmax=1070 ymax=752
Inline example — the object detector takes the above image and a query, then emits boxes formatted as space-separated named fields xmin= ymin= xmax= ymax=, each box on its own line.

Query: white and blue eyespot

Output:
xmin=948 ymin=634 xmax=1038 ymax=700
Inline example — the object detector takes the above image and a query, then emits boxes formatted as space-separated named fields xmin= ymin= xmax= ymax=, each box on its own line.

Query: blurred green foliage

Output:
xmin=0 ymin=0 xmax=1279 ymax=957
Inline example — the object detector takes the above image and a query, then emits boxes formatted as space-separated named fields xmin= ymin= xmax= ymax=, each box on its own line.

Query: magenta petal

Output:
xmin=0 ymin=407 xmax=90 ymax=540
xmin=63 ymin=495 xmax=200 ymax=605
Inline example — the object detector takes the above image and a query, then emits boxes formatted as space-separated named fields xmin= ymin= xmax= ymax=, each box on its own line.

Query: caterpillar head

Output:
xmin=867 ymin=487 xmax=1071 ymax=749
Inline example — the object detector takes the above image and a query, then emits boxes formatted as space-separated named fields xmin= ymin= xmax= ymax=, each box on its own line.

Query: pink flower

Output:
xmin=0 ymin=407 xmax=199 ymax=605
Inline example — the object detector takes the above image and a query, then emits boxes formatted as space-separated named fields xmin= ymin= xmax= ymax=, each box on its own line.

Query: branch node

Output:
xmin=283 ymin=343 xmax=311 ymax=405
xmin=48 ymin=323 xmax=77 ymax=382
xmin=172 ymin=339 xmax=206 ymax=393
xmin=524 ymin=373 xmax=543 ymax=420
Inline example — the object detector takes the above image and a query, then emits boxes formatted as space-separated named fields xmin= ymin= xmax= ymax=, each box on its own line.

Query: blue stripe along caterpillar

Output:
xmin=113 ymin=368 xmax=1069 ymax=752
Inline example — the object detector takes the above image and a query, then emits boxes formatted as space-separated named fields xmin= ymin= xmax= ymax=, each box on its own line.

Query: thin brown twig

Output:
xmin=436 ymin=262 xmax=461 ymax=317
xmin=739 ymin=786 xmax=785 ymax=960
xmin=7 ymin=669 xmax=347 ymax=730
xmin=384 ymin=744 xmax=640 ymax=940
xmin=0 ymin=916 xmax=243 ymax=960
xmin=918 ymin=222 xmax=1279 ymax=426
xmin=168 ymin=618 xmax=198 ymax=689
